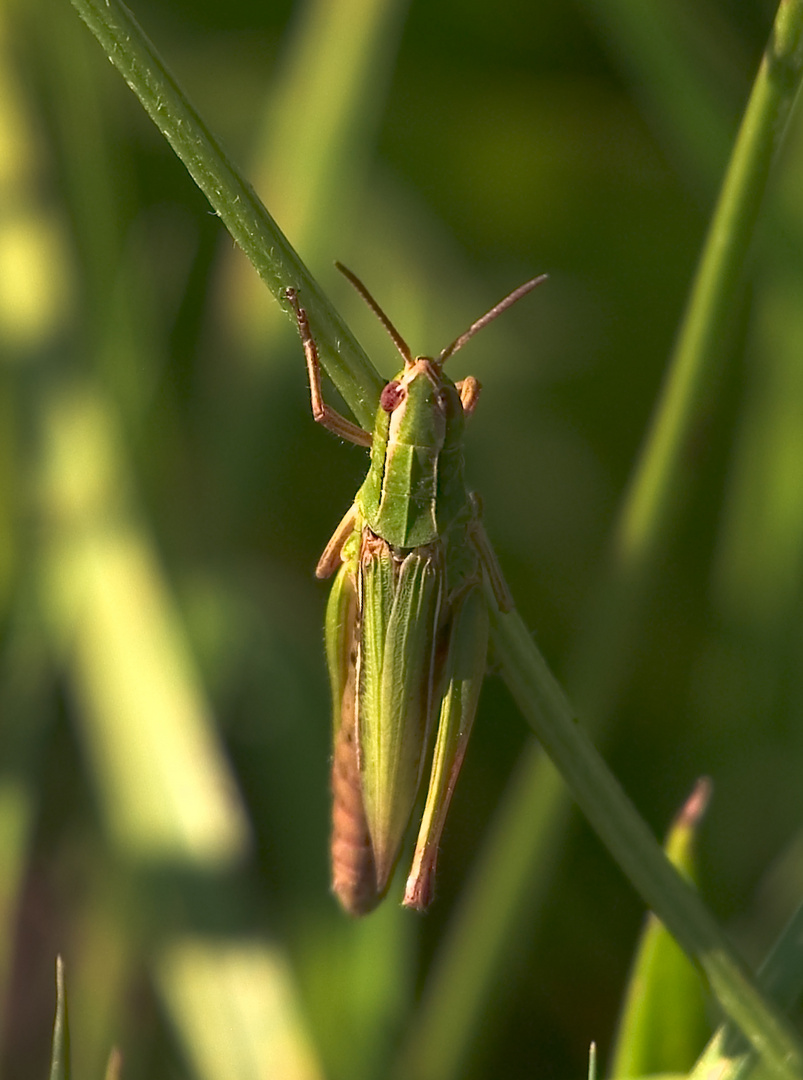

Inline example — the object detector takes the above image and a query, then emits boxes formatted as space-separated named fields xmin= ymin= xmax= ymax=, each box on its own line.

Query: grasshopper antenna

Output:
xmin=336 ymin=262 xmax=413 ymax=365
xmin=438 ymin=274 xmax=548 ymax=365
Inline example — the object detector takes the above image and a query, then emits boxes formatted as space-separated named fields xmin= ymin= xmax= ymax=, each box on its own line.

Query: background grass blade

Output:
xmin=395 ymin=3 xmax=803 ymax=1076
xmin=49 ymin=958 xmax=71 ymax=1080
xmin=691 ymin=901 xmax=803 ymax=1080
xmin=4 ymin=0 xmax=803 ymax=1075
xmin=69 ymin=0 xmax=384 ymax=430
xmin=492 ymin=609 xmax=803 ymax=1080
xmin=610 ymin=780 xmax=710 ymax=1077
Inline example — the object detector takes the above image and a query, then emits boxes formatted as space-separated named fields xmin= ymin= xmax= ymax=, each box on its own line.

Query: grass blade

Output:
xmin=492 ymin=608 xmax=803 ymax=1080
xmin=610 ymin=780 xmax=711 ymax=1077
xmin=397 ymin=3 xmax=803 ymax=1075
xmin=68 ymin=0 xmax=384 ymax=430
xmin=49 ymin=957 xmax=71 ymax=1080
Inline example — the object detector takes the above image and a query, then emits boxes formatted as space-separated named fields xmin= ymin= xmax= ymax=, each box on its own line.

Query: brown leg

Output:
xmin=284 ymin=289 xmax=372 ymax=447
xmin=316 ymin=503 xmax=359 ymax=579
xmin=456 ymin=376 xmax=481 ymax=417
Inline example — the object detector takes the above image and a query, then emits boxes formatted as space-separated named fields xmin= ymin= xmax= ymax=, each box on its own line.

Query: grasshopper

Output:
xmin=285 ymin=264 xmax=546 ymax=915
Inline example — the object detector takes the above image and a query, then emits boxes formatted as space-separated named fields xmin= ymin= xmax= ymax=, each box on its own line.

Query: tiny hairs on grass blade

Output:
xmin=285 ymin=266 xmax=546 ymax=915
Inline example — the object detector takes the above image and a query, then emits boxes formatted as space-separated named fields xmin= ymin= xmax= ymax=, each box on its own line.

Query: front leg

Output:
xmin=455 ymin=376 xmax=481 ymax=417
xmin=284 ymin=288 xmax=373 ymax=447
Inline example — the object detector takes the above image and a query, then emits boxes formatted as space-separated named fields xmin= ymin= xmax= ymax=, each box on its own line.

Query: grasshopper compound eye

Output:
xmin=380 ymin=381 xmax=406 ymax=413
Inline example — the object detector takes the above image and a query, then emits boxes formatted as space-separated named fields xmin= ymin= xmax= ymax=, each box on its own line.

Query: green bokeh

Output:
xmin=3 ymin=1 xmax=803 ymax=1078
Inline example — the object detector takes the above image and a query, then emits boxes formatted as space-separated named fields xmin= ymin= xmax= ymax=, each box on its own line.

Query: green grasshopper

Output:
xmin=285 ymin=265 xmax=546 ymax=915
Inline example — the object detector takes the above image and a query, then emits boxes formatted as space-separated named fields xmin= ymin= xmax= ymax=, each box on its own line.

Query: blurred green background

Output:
xmin=2 ymin=0 xmax=803 ymax=1077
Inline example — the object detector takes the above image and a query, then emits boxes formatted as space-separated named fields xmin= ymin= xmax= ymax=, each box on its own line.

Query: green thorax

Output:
xmin=356 ymin=358 xmax=473 ymax=549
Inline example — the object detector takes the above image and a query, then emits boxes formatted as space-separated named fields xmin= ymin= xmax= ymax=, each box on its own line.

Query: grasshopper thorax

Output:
xmin=359 ymin=357 xmax=469 ymax=549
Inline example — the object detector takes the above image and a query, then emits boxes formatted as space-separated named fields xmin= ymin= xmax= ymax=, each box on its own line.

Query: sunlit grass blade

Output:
xmin=49 ymin=957 xmax=71 ymax=1080
xmin=36 ymin=380 xmax=251 ymax=864
xmin=153 ymin=939 xmax=323 ymax=1080
xmin=104 ymin=1047 xmax=123 ymax=1080
xmin=491 ymin=609 xmax=803 ymax=1080
xmin=35 ymin=378 xmax=326 ymax=1076
xmin=690 ymin=901 xmax=803 ymax=1080
xmin=610 ymin=780 xmax=711 ymax=1078
xmin=613 ymin=0 xmax=803 ymax=586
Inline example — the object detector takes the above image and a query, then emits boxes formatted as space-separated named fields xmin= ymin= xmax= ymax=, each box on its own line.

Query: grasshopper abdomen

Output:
xmin=330 ymin=694 xmax=380 ymax=915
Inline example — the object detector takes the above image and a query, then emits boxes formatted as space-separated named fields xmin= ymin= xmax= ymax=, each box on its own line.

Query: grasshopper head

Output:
xmin=380 ymin=357 xmax=465 ymax=454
